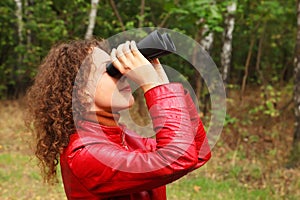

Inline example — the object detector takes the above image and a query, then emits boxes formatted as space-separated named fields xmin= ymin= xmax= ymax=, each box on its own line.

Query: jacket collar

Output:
xmin=68 ymin=120 xmax=126 ymax=152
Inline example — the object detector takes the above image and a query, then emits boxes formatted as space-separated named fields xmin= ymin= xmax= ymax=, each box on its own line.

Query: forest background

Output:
xmin=0 ymin=0 xmax=299 ymax=199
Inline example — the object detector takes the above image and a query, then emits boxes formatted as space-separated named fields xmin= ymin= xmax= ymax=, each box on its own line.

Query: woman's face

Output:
xmin=90 ymin=47 xmax=134 ymax=112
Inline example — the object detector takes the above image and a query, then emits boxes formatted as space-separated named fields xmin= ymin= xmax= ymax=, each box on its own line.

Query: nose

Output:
xmin=119 ymin=75 xmax=127 ymax=83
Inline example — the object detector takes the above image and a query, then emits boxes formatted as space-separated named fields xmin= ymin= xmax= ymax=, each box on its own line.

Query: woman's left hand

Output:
xmin=150 ymin=58 xmax=169 ymax=84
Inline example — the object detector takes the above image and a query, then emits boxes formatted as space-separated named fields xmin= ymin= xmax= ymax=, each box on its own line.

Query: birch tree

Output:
xmin=14 ymin=0 xmax=23 ymax=43
xmin=190 ymin=22 xmax=214 ymax=111
xmin=200 ymin=23 xmax=214 ymax=52
xmin=85 ymin=0 xmax=100 ymax=40
xmin=13 ymin=0 xmax=23 ymax=97
xmin=288 ymin=0 xmax=300 ymax=168
xmin=221 ymin=0 xmax=237 ymax=85
xmin=196 ymin=20 xmax=214 ymax=113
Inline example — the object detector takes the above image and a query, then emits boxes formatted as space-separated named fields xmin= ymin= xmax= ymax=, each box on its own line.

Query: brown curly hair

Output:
xmin=25 ymin=39 xmax=107 ymax=184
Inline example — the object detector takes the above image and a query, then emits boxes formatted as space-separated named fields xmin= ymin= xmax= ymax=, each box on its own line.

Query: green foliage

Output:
xmin=0 ymin=0 xmax=296 ymax=99
xmin=249 ymin=85 xmax=280 ymax=117
xmin=164 ymin=0 xmax=224 ymax=35
xmin=224 ymin=113 xmax=238 ymax=126
xmin=231 ymin=0 xmax=295 ymax=85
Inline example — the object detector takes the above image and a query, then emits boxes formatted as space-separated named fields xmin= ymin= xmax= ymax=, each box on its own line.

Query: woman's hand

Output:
xmin=150 ymin=58 xmax=169 ymax=84
xmin=111 ymin=41 xmax=164 ymax=93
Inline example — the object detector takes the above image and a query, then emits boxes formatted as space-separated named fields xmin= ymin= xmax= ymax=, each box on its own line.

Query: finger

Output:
xmin=151 ymin=58 xmax=169 ymax=84
xmin=151 ymin=58 xmax=161 ymax=67
xmin=124 ymin=41 xmax=135 ymax=61
xmin=130 ymin=40 xmax=141 ymax=55
xmin=116 ymin=43 xmax=131 ymax=67
xmin=110 ymin=48 xmax=117 ymax=63
xmin=123 ymin=41 xmax=131 ymax=54
xmin=110 ymin=48 xmax=125 ymax=74
xmin=116 ymin=44 xmax=125 ymax=58
xmin=117 ymin=43 xmax=135 ymax=70
xmin=152 ymin=58 xmax=163 ymax=71
xmin=124 ymin=41 xmax=134 ymax=59
xmin=130 ymin=40 xmax=149 ymax=64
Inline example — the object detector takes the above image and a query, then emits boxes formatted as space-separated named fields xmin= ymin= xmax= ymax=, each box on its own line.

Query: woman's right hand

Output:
xmin=110 ymin=41 xmax=162 ymax=93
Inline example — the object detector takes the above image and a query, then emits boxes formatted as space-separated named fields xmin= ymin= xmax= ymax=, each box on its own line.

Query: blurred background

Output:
xmin=0 ymin=0 xmax=299 ymax=199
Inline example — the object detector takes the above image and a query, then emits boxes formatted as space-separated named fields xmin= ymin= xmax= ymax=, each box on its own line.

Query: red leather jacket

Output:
xmin=60 ymin=83 xmax=211 ymax=200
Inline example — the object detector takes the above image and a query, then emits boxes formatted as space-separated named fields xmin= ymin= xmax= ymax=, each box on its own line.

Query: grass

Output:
xmin=0 ymin=152 xmax=66 ymax=200
xmin=167 ymin=174 xmax=272 ymax=200
xmin=0 ymin=101 xmax=66 ymax=200
xmin=0 ymin=96 xmax=299 ymax=199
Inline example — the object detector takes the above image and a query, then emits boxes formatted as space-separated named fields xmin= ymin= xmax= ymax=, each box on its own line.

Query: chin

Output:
xmin=128 ymin=97 xmax=135 ymax=107
xmin=112 ymin=98 xmax=135 ymax=112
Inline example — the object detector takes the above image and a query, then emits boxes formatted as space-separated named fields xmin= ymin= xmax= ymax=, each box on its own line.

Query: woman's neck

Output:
xmin=84 ymin=110 xmax=120 ymax=127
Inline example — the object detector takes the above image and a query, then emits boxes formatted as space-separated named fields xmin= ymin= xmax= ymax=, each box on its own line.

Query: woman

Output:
xmin=26 ymin=38 xmax=211 ymax=200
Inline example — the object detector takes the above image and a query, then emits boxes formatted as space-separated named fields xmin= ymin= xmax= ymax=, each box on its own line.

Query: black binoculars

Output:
xmin=106 ymin=30 xmax=176 ymax=77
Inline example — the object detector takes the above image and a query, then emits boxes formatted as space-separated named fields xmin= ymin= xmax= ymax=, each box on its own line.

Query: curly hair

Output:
xmin=25 ymin=39 xmax=107 ymax=184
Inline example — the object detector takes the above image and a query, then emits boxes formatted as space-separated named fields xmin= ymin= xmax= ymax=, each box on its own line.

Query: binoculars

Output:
xmin=106 ymin=30 xmax=176 ymax=77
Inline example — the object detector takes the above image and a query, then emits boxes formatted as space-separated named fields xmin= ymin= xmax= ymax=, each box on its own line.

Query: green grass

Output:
xmin=167 ymin=174 xmax=273 ymax=200
xmin=0 ymin=101 xmax=66 ymax=200
xmin=0 ymin=152 xmax=66 ymax=200
xmin=0 ymin=100 xmax=299 ymax=199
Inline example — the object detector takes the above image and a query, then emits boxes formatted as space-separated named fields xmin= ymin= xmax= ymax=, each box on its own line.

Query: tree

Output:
xmin=85 ymin=0 xmax=100 ymax=40
xmin=0 ymin=0 xmax=296 ymax=101
xmin=14 ymin=0 xmax=23 ymax=44
xmin=159 ymin=0 xmax=223 ymax=110
xmin=13 ymin=0 xmax=24 ymax=97
xmin=288 ymin=0 xmax=300 ymax=168
xmin=236 ymin=0 xmax=293 ymax=100
xmin=221 ymin=0 xmax=237 ymax=86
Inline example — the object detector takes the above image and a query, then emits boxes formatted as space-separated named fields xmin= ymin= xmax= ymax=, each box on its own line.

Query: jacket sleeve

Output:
xmin=141 ymin=90 xmax=212 ymax=168
xmin=67 ymin=83 xmax=200 ymax=198
xmin=184 ymin=91 xmax=211 ymax=168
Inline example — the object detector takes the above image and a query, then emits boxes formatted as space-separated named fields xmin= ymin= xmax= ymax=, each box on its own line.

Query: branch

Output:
xmin=279 ymin=97 xmax=293 ymax=113
xmin=110 ymin=0 xmax=125 ymax=31
xmin=158 ymin=13 xmax=170 ymax=28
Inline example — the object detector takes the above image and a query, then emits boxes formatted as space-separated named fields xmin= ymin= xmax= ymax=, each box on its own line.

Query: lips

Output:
xmin=120 ymin=85 xmax=132 ymax=92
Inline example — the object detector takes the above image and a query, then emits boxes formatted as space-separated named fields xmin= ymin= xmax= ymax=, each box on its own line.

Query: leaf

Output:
xmin=193 ymin=185 xmax=201 ymax=192
xmin=169 ymin=7 xmax=189 ymax=15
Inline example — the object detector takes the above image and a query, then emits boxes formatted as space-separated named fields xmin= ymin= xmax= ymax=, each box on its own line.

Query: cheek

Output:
xmin=110 ymin=92 xmax=135 ymax=112
xmin=94 ymin=76 xmax=116 ymax=108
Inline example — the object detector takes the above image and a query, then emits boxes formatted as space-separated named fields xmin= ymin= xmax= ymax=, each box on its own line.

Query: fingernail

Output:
xmin=130 ymin=40 xmax=138 ymax=50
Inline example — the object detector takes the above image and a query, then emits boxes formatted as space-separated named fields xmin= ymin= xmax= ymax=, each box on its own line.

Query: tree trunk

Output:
xmin=192 ymin=29 xmax=201 ymax=101
xmin=200 ymin=24 xmax=214 ymax=52
xmin=14 ymin=0 xmax=23 ymax=43
xmin=288 ymin=0 xmax=300 ymax=168
xmin=25 ymin=0 xmax=32 ymax=47
xmin=240 ymin=21 xmax=262 ymax=100
xmin=240 ymin=37 xmax=255 ymax=100
xmin=255 ymin=24 xmax=270 ymax=105
xmin=13 ymin=0 xmax=23 ymax=98
xmin=85 ymin=0 xmax=100 ymax=40
xmin=138 ymin=0 xmax=145 ymax=28
xmin=200 ymin=23 xmax=214 ymax=115
xmin=221 ymin=1 xmax=237 ymax=86
xmin=191 ymin=21 xmax=214 ymax=115
xmin=255 ymin=23 xmax=266 ymax=86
